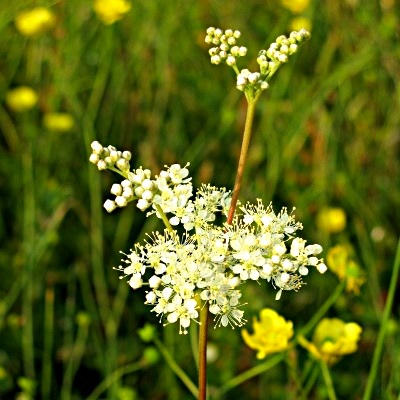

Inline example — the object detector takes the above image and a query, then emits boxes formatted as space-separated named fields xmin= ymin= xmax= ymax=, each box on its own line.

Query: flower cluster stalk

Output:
xmin=198 ymin=94 xmax=258 ymax=400
xmin=226 ymin=98 xmax=258 ymax=225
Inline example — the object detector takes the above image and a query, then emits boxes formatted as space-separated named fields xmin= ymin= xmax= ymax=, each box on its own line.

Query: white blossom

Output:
xmin=90 ymin=139 xmax=324 ymax=334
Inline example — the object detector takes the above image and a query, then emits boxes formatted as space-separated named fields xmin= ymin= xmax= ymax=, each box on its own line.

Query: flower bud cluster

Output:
xmin=257 ymin=28 xmax=311 ymax=77
xmin=236 ymin=69 xmax=269 ymax=92
xmin=89 ymin=140 xmax=132 ymax=173
xmin=89 ymin=141 xmax=192 ymax=214
xmin=205 ymin=27 xmax=247 ymax=66
xmin=205 ymin=27 xmax=311 ymax=97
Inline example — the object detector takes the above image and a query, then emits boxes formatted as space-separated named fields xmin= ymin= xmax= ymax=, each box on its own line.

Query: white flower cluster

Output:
xmin=205 ymin=27 xmax=311 ymax=95
xmin=257 ymin=28 xmax=311 ymax=77
xmin=89 ymin=140 xmax=131 ymax=173
xmin=117 ymin=189 xmax=327 ymax=334
xmin=205 ymin=27 xmax=247 ymax=66
xmin=90 ymin=141 xmax=326 ymax=334
xmin=89 ymin=140 xmax=192 ymax=213
xmin=236 ymin=69 xmax=269 ymax=92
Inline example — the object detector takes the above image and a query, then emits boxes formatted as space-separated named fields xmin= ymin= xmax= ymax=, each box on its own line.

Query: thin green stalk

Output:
xmin=21 ymin=124 xmax=35 ymax=380
xmin=0 ymin=201 xmax=71 ymax=329
xmin=198 ymin=304 xmax=209 ymax=400
xmin=60 ymin=317 xmax=90 ymax=400
xmin=61 ymin=275 xmax=78 ymax=400
xmin=190 ymin=319 xmax=199 ymax=369
xmin=154 ymin=337 xmax=199 ymax=398
xmin=297 ymin=279 xmax=346 ymax=337
xmin=154 ymin=204 xmax=179 ymax=398
xmin=285 ymin=351 xmax=307 ymax=400
xmin=214 ymin=353 xmax=284 ymax=398
xmin=41 ymin=288 xmax=55 ymax=400
xmin=302 ymin=362 xmax=320 ymax=399
xmin=155 ymin=204 xmax=174 ymax=232
xmin=362 ymin=238 xmax=400 ymax=400
xmin=164 ymin=325 xmax=180 ymax=400
xmin=319 ymin=361 xmax=337 ymax=400
xmin=86 ymin=361 xmax=145 ymax=400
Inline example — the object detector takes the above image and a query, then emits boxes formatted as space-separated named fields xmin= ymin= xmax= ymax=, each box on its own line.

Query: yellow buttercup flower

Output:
xmin=281 ymin=0 xmax=310 ymax=14
xmin=316 ymin=207 xmax=347 ymax=233
xmin=43 ymin=113 xmax=74 ymax=132
xmin=299 ymin=318 xmax=362 ymax=365
xmin=242 ymin=308 xmax=293 ymax=359
xmin=327 ymin=244 xmax=365 ymax=294
xmin=5 ymin=87 xmax=38 ymax=112
xmin=290 ymin=17 xmax=312 ymax=32
xmin=15 ymin=7 xmax=56 ymax=37
xmin=93 ymin=0 xmax=131 ymax=25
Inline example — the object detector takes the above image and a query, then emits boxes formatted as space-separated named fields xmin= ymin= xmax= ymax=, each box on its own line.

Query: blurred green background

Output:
xmin=0 ymin=0 xmax=399 ymax=399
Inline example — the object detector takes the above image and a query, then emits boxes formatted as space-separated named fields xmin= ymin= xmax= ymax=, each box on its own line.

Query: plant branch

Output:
xmin=226 ymin=97 xmax=258 ymax=224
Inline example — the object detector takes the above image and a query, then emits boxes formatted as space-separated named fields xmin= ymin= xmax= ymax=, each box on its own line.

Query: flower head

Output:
xmin=242 ymin=308 xmax=293 ymax=359
xmin=93 ymin=0 xmax=131 ymax=25
xmin=289 ymin=17 xmax=312 ymax=32
xmin=316 ymin=207 xmax=347 ymax=233
xmin=43 ymin=113 xmax=74 ymax=132
xmin=90 ymin=141 xmax=326 ymax=333
xmin=299 ymin=318 xmax=362 ymax=365
xmin=281 ymin=0 xmax=310 ymax=14
xmin=327 ymin=244 xmax=365 ymax=294
xmin=205 ymin=27 xmax=310 ymax=101
xmin=89 ymin=140 xmax=193 ymax=214
xmin=15 ymin=7 xmax=55 ymax=37
xmin=5 ymin=87 xmax=38 ymax=112
xmin=205 ymin=27 xmax=246 ymax=67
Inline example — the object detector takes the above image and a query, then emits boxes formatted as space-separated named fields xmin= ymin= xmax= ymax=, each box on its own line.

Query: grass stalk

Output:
xmin=362 ymin=238 xmax=400 ymax=400
xmin=41 ymin=287 xmax=55 ymax=400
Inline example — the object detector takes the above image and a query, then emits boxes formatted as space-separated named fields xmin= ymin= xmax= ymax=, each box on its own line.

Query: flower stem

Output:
xmin=155 ymin=204 xmax=174 ymax=232
xmin=197 ymin=95 xmax=259 ymax=399
xmin=319 ymin=360 xmax=337 ymax=400
xmin=214 ymin=353 xmax=284 ymax=398
xmin=362 ymin=237 xmax=400 ymax=400
xmin=297 ymin=279 xmax=346 ymax=338
xmin=198 ymin=304 xmax=209 ymax=400
xmin=227 ymin=97 xmax=258 ymax=224
xmin=154 ymin=337 xmax=199 ymax=398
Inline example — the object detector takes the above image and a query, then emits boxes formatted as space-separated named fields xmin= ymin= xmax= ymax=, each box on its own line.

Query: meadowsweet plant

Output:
xmin=89 ymin=26 xmax=328 ymax=399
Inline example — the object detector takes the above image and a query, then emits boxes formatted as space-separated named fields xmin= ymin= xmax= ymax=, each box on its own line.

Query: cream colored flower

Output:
xmin=299 ymin=318 xmax=362 ymax=365
xmin=5 ymin=87 xmax=38 ymax=112
xmin=242 ymin=308 xmax=293 ymax=359
xmin=93 ymin=0 xmax=131 ymax=25
xmin=15 ymin=7 xmax=55 ymax=37
xmin=43 ymin=113 xmax=74 ymax=132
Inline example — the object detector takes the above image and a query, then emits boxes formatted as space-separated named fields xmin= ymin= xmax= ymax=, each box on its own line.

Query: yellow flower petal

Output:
xmin=6 ymin=87 xmax=38 ymax=112
xmin=242 ymin=308 xmax=293 ymax=359
xmin=281 ymin=0 xmax=310 ymax=14
xmin=15 ymin=7 xmax=55 ymax=37
xmin=327 ymin=245 xmax=365 ymax=294
xmin=306 ymin=318 xmax=362 ymax=365
xmin=93 ymin=0 xmax=131 ymax=25
xmin=316 ymin=207 xmax=347 ymax=233
xmin=43 ymin=113 xmax=74 ymax=132
xmin=289 ymin=16 xmax=312 ymax=33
